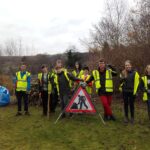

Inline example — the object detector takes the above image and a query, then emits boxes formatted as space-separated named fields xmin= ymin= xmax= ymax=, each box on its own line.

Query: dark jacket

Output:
xmin=120 ymin=70 xmax=135 ymax=93
xmin=57 ymin=71 xmax=81 ymax=96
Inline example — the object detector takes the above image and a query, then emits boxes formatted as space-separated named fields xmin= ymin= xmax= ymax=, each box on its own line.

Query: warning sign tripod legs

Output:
xmin=54 ymin=86 xmax=106 ymax=125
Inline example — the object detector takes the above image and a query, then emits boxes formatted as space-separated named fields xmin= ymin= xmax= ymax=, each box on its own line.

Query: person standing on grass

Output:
xmin=86 ymin=58 xmax=117 ymax=121
xmin=38 ymin=65 xmax=51 ymax=116
xmin=15 ymin=63 xmax=31 ymax=116
xmin=140 ymin=65 xmax=150 ymax=120
xmin=54 ymin=59 xmax=83 ymax=118
xmin=119 ymin=60 xmax=140 ymax=124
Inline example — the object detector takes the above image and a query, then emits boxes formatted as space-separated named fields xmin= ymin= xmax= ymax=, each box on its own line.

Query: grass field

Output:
xmin=0 ymin=101 xmax=150 ymax=150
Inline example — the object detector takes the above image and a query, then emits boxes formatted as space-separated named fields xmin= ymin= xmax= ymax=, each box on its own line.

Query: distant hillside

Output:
xmin=0 ymin=52 xmax=89 ymax=75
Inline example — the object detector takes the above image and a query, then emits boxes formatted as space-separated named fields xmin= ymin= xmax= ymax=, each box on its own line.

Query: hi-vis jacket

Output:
xmin=72 ymin=70 xmax=83 ymax=78
xmin=38 ymin=73 xmax=52 ymax=94
xmin=141 ymin=76 xmax=149 ymax=101
xmin=119 ymin=71 xmax=140 ymax=95
xmin=16 ymin=71 xmax=31 ymax=92
xmin=92 ymin=69 xmax=114 ymax=93
xmin=81 ymin=74 xmax=92 ymax=94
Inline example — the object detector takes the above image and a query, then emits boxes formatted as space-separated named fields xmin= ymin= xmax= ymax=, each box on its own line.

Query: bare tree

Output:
xmin=127 ymin=0 xmax=150 ymax=46
xmin=4 ymin=39 xmax=18 ymax=56
xmin=89 ymin=0 xmax=127 ymax=50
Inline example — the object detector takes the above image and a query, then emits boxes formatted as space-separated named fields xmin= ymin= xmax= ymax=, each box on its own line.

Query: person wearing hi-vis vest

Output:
xmin=71 ymin=61 xmax=83 ymax=91
xmin=72 ymin=61 xmax=83 ymax=78
xmin=86 ymin=58 xmax=117 ymax=121
xmin=119 ymin=60 xmax=140 ymax=124
xmin=81 ymin=66 xmax=92 ymax=96
xmin=38 ymin=64 xmax=51 ymax=116
xmin=15 ymin=63 xmax=31 ymax=116
xmin=140 ymin=65 xmax=150 ymax=120
xmin=54 ymin=59 xmax=83 ymax=118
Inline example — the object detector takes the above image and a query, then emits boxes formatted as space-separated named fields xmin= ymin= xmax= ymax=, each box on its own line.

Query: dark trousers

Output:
xmin=16 ymin=91 xmax=28 ymax=112
xmin=60 ymin=94 xmax=69 ymax=111
xmin=50 ymin=88 xmax=58 ymax=112
xmin=147 ymin=99 xmax=150 ymax=119
xmin=123 ymin=92 xmax=135 ymax=119
xmin=41 ymin=91 xmax=48 ymax=115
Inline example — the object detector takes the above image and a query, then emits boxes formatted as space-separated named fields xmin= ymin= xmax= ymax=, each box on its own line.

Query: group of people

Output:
xmin=14 ymin=58 xmax=150 ymax=124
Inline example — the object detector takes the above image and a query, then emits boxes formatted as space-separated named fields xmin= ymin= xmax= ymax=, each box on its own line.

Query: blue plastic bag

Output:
xmin=0 ymin=86 xmax=10 ymax=106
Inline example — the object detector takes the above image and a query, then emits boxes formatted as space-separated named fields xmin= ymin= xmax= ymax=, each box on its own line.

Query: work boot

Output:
xmin=24 ymin=111 xmax=30 ymax=116
xmin=124 ymin=117 xmax=129 ymax=124
xmin=16 ymin=112 xmax=22 ymax=116
xmin=61 ymin=113 xmax=66 ymax=119
xmin=110 ymin=115 xmax=116 ymax=121
xmin=103 ymin=115 xmax=108 ymax=121
xmin=69 ymin=113 xmax=73 ymax=118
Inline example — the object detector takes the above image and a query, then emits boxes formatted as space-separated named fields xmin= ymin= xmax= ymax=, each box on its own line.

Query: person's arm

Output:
xmin=67 ymin=73 xmax=83 ymax=82
xmin=140 ymin=78 xmax=146 ymax=92
xmin=27 ymin=76 xmax=31 ymax=92
xmin=14 ymin=75 xmax=17 ymax=90
xmin=107 ymin=65 xmax=117 ymax=76
xmin=119 ymin=71 xmax=126 ymax=84
xmin=86 ymin=75 xmax=94 ymax=84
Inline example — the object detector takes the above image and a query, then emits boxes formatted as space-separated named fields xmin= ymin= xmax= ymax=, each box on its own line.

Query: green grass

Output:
xmin=0 ymin=101 xmax=150 ymax=150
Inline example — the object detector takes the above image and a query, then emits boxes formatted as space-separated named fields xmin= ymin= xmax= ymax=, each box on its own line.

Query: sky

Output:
xmin=0 ymin=0 xmax=135 ymax=55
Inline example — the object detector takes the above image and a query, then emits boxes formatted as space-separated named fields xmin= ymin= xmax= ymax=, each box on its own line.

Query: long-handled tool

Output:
xmin=47 ymin=93 xmax=50 ymax=119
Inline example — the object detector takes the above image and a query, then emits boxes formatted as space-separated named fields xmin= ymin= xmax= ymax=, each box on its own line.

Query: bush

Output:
xmin=0 ymin=75 xmax=14 ymax=95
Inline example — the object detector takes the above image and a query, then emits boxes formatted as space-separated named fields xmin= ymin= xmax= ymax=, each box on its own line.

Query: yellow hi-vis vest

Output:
xmin=38 ymin=73 xmax=52 ymax=94
xmin=54 ymin=69 xmax=71 ymax=95
xmin=16 ymin=71 xmax=30 ymax=92
xmin=141 ymin=76 xmax=148 ymax=101
xmin=72 ymin=70 xmax=83 ymax=78
xmin=92 ymin=69 xmax=113 ymax=93
xmin=119 ymin=72 xmax=140 ymax=95
xmin=81 ymin=74 xmax=92 ymax=94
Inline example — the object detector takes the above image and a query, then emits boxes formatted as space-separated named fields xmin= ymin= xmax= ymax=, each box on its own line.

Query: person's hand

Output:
xmin=107 ymin=64 xmax=112 ymax=68
xmin=107 ymin=64 xmax=115 ymax=69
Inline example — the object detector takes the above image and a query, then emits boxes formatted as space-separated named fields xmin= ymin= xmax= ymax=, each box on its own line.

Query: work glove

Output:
xmin=106 ymin=64 xmax=113 ymax=69
xmin=79 ymin=82 xmax=87 ymax=88
xmin=107 ymin=64 xmax=116 ymax=70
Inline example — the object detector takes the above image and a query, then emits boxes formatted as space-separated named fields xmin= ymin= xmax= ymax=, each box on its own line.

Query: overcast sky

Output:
xmin=0 ymin=0 xmax=135 ymax=55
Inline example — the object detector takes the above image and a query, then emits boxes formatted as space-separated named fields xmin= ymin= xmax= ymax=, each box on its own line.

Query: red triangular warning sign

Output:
xmin=65 ymin=86 xmax=96 ymax=114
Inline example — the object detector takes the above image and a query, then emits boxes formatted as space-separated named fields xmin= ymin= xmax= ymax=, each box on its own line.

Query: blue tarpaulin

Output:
xmin=0 ymin=86 xmax=10 ymax=106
